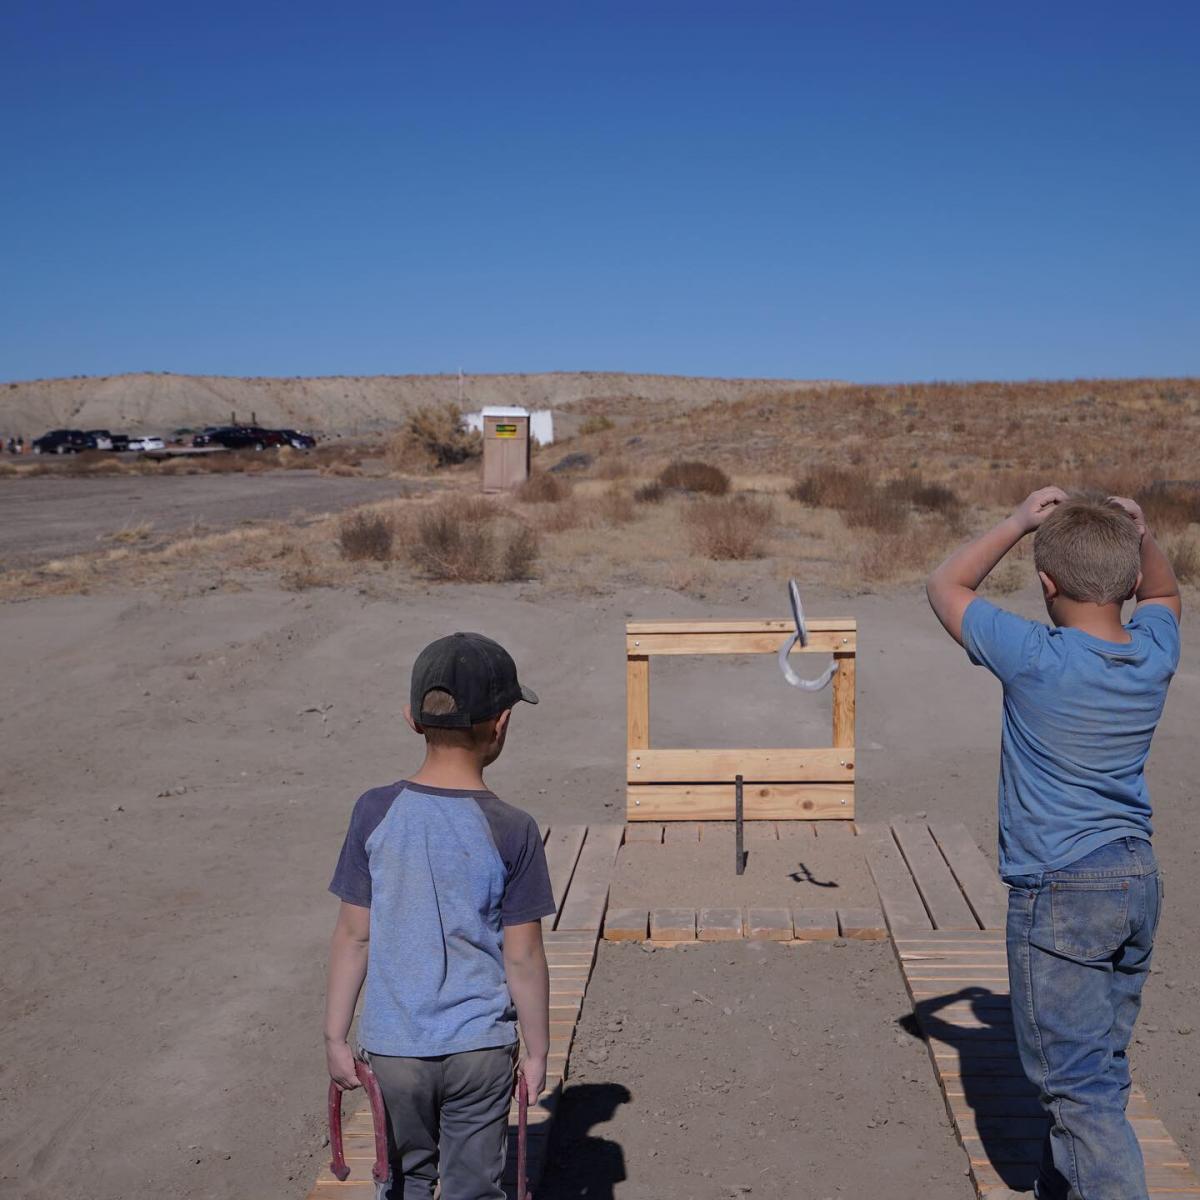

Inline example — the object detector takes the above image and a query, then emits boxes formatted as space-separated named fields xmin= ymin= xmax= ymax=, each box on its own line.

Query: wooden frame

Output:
xmin=626 ymin=618 xmax=856 ymax=821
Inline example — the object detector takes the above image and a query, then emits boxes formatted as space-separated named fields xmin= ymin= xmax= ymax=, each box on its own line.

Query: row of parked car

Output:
xmin=33 ymin=429 xmax=163 ymax=454
xmin=31 ymin=425 xmax=317 ymax=455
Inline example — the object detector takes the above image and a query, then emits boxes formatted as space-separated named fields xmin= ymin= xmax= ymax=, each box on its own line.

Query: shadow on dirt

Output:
xmin=538 ymin=1082 xmax=631 ymax=1199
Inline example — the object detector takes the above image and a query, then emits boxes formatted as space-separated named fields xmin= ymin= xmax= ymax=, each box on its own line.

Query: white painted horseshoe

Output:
xmin=778 ymin=578 xmax=837 ymax=691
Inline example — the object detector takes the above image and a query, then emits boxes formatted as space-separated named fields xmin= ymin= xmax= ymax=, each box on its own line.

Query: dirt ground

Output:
xmin=1 ymin=573 xmax=1197 ymax=1199
xmin=541 ymin=939 xmax=974 ymax=1200
xmin=0 ymin=471 xmax=415 ymax=568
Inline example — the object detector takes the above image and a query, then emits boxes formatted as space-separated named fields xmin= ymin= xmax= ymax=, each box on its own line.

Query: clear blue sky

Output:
xmin=2 ymin=1 xmax=1197 ymax=383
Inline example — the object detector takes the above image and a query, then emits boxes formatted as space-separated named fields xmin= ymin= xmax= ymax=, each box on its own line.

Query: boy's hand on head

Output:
xmin=1108 ymin=495 xmax=1147 ymax=539
xmin=326 ymin=1038 xmax=361 ymax=1091
xmin=1011 ymin=486 xmax=1068 ymax=534
xmin=518 ymin=1053 xmax=546 ymax=1101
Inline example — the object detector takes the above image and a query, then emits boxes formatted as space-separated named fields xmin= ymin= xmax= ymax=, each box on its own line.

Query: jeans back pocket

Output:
xmin=1050 ymin=880 xmax=1131 ymax=959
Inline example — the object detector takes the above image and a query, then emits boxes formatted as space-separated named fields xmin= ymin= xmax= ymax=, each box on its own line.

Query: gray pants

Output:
xmin=367 ymin=1045 xmax=516 ymax=1200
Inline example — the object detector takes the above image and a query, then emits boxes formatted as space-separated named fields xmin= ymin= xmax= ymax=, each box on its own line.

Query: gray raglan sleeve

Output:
xmin=480 ymin=799 xmax=556 ymax=926
xmin=329 ymin=787 xmax=394 ymax=908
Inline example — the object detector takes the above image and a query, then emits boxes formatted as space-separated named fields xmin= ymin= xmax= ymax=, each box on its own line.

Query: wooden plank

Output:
xmin=791 ymin=909 xmax=838 ymax=940
xmin=831 ymin=651 xmax=855 ymax=748
xmin=626 ymin=629 xmax=856 ymax=656
xmin=928 ymin=820 xmax=1009 ymax=930
xmin=603 ymin=909 xmax=648 ymax=941
xmin=628 ymin=782 xmax=853 ymax=822
xmin=859 ymin=823 xmax=934 ymax=935
xmin=891 ymin=820 xmax=980 ymax=931
xmin=543 ymin=825 xmax=587 ymax=916
xmin=627 ymin=618 xmax=856 ymax=634
xmin=650 ymin=908 xmax=696 ymax=941
xmin=746 ymin=907 xmax=793 ymax=940
xmin=626 ymin=654 xmax=649 ymax=750
xmin=698 ymin=908 xmax=743 ymax=940
xmin=629 ymin=747 xmax=854 ymax=784
xmin=555 ymin=824 xmax=624 ymax=932
xmin=623 ymin=822 xmax=663 ymax=844
xmin=838 ymin=907 xmax=887 ymax=940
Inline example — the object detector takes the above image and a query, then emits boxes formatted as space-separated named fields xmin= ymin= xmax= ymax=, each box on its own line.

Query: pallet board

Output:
xmin=881 ymin=822 xmax=1200 ymax=1196
xmin=304 ymin=823 xmax=622 ymax=1200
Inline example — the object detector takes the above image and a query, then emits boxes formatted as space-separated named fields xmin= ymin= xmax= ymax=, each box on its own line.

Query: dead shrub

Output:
xmin=1167 ymin=535 xmax=1200 ymax=583
xmin=500 ymin=525 xmax=540 ymax=581
xmin=659 ymin=460 xmax=731 ymax=496
xmin=684 ymin=495 xmax=775 ymax=560
xmin=539 ymin=499 xmax=584 ymax=533
xmin=593 ymin=456 xmax=629 ymax=481
xmin=596 ymin=486 xmax=636 ymax=525
xmin=1136 ymin=485 xmax=1200 ymax=534
xmin=407 ymin=496 xmax=539 ymax=582
xmin=841 ymin=489 xmax=909 ymax=534
xmin=885 ymin=472 xmax=964 ymax=516
xmin=337 ymin=511 xmax=394 ymax=561
xmin=516 ymin=471 xmax=570 ymax=503
xmin=579 ymin=415 xmax=615 ymax=436
xmin=634 ymin=481 xmax=665 ymax=504
xmin=392 ymin=404 xmax=481 ymax=469
xmin=787 ymin=465 xmax=863 ymax=509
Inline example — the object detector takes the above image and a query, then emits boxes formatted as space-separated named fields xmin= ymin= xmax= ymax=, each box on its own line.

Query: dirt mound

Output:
xmin=0 ymin=371 xmax=839 ymax=439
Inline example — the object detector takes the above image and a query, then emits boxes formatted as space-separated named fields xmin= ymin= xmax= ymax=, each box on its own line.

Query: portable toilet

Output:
xmin=481 ymin=406 xmax=531 ymax=492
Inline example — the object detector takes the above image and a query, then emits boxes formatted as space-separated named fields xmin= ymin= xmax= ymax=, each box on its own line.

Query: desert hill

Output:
xmin=0 ymin=371 xmax=840 ymax=438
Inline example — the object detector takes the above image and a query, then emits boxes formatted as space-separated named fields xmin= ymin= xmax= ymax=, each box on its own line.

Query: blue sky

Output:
xmin=1 ymin=1 xmax=1197 ymax=383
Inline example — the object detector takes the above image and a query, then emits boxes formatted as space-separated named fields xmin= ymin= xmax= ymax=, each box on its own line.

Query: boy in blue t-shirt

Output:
xmin=928 ymin=487 xmax=1181 ymax=1200
xmin=325 ymin=633 xmax=554 ymax=1200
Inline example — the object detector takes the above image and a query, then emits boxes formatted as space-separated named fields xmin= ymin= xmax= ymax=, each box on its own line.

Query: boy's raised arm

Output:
xmin=927 ymin=486 xmax=1068 ymax=644
xmin=1109 ymin=496 xmax=1183 ymax=620
xmin=503 ymin=920 xmax=550 ymax=1099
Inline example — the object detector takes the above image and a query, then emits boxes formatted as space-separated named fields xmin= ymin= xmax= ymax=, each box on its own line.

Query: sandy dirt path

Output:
xmin=0 ymin=472 xmax=417 ymax=568
xmin=545 ymin=939 xmax=976 ymax=1200
xmin=0 ymin=577 xmax=1196 ymax=1198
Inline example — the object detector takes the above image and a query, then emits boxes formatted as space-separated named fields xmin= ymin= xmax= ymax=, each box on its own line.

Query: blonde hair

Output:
xmin=1033 ymin=496 xmax=1141 ymax=604
xmin=419 ymin=688 xmax=493 ymax=748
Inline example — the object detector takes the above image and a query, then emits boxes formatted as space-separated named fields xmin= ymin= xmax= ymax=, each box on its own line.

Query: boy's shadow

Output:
xmin=898 ymin=987 xmax=1049 ymax=1191
xmin=536 ymin=1082 xmax=630 ymax=1200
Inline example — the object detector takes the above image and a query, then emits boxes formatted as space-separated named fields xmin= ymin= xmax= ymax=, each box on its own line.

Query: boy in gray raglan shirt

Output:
xmin=325 ymin=633 xmax=554 ymax=1200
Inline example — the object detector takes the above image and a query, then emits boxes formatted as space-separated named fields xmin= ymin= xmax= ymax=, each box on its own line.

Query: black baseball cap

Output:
xmin=411 ymin=632 xmax=538 ymax=728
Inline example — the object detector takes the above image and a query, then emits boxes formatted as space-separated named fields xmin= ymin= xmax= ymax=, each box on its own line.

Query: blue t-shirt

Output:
xmin=329 ymin=781 xmax=555 ymax=1057
xmin=962 ymin=598 xmax=1180 ymax=879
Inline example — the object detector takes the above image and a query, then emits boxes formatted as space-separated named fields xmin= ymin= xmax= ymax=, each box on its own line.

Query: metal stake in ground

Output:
xmin=735 ymin=773 xmax=745 ymax=875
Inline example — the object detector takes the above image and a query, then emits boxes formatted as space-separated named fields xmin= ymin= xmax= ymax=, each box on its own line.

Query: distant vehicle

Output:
xmin=192 ymin=425 xmax=286 ymax=451
xmin=279 ymin=429 xmax=316 ymax=449
xmin=84 ymin=430 xmax=114 ymax=451
xmin=108 ymin=433 xmax=130 ymax=452
xmin=32 ymin=429 xmax=88 ymax=454
xmin=127 ymin=435 xmax=166 ymax=452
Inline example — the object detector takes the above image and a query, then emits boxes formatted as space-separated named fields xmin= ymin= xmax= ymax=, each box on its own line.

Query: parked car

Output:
xmin=278 ymin=429 xmax=316 ymax=449
xmin=32 ymin=429 xmax=88 ymax=454
xmin=108 ymin=433 xmax=130 ymax=452
xmin=84 ymin=430 xmax=114 ymax=451
xmin=192 ymin=425 xmax=284 ymax=450
xmin=127 ymin=435 xmax=166 ymax=452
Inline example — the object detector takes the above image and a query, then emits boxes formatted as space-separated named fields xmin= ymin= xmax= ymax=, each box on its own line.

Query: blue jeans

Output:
xmin=1006 ymin=837 xmax=1163 ymax=1200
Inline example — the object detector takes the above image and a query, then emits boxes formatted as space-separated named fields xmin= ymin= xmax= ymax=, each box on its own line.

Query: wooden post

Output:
xmin=832 ymin=652 xmax=855 ymax=749
xmin=627 ymin=655 xmax=649 ymax=750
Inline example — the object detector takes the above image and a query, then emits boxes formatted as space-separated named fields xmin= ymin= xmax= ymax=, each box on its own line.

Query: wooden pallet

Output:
xmin=874 ymin=820 xmax=1199 ymax=1196
xmin=305 ymin=822 xmax=622 ymax=1200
